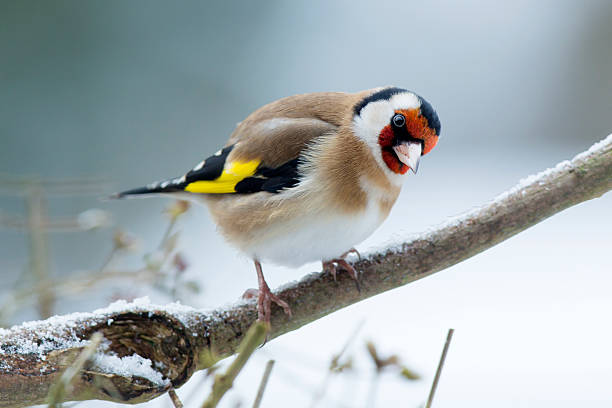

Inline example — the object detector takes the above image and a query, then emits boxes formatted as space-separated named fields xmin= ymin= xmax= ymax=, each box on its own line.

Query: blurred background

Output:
xmin=1 ymin=0 xmax=611 ymax=407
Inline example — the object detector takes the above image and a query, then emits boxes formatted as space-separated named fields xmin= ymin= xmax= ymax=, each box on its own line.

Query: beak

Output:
xmin=393 ymin=141 xmax=422 ymax=174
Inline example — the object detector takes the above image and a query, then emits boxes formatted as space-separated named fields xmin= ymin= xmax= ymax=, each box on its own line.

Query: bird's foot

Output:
xmin=322 ymin=257 xmax=361 ymax=292
xmin=256 ymin=283 xmax=292 ymax=324
xmin=253 ymin=260 xmax=292 ymax=324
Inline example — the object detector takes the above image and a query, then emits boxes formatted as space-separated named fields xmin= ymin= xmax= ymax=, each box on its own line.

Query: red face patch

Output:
xmin=377 ymin=108 xmax=439 ymax=174
xmin=382 ymin=148 xmax=409 ymax=174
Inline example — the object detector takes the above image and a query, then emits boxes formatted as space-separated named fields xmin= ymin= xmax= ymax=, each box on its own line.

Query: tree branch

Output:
xmin=1 ymin=135 xmax=610 ymax=408
xmin=201 ymin=321 xmax=267 ymax=408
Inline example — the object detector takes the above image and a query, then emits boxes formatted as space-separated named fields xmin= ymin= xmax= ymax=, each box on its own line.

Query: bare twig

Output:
xmin=364 ymin=340 xmax=419 ymax=407
xmin=425 ymin=329 xmax=454 ymax=408
xmin=0 ymin=214 xmax=109 ymax=232
xmin=331 ymin=321 xmax=363 ymax=371
xmin=0 ymin=174 xmax=111 ymax=197
xmin=160 ymin=200 xmax=190 ymax=249
xmin=25 ymin=182 xmax=54 ymax=318
xmin=46 ymin=332 xmax=103 ymax=408
xmin=0 ymin=201 xmax=189 ymax=325
xmin=201 ymin=321 xmax=268 ymax=408
xmin=0 ymin=136 xmax=610 ymax=407
xmin=252 ymin=360 xmax=275 ymax=408
xmin=310 ymin=321 xmax=363 ymax=407
xmin=168 ymin=388 xmax=184 ymax=408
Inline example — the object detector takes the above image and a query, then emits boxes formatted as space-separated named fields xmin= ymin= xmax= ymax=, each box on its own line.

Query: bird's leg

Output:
xmin=322 ymin=250 xmax=361 ymax=292
xmin=254 ymin=260 xmax=292 ymax=324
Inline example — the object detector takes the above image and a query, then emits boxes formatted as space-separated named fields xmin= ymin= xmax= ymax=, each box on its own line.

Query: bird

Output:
xmin=115 ymin=87 xmax=441 ymax=324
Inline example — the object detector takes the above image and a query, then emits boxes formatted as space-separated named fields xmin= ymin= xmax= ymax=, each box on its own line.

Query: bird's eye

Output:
xmin=392 ymin=113 xmax=406 ymax=128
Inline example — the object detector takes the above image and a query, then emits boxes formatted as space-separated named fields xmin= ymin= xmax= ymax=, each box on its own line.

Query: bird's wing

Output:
xmin=115 ymin=114 xmax=349 ymax=197
xmin=115 ymin=91 xmax=368 ymax=197
xmin=182 ymin=115 xmax=338 ymax=195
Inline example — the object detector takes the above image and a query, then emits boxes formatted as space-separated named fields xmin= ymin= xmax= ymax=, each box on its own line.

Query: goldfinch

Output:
xmin=116 ymin=87 xmax=440 ymax=323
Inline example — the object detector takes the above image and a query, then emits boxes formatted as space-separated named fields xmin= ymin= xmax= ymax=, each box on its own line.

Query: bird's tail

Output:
xmin=111 ymin=176 xmax=188 ymax=199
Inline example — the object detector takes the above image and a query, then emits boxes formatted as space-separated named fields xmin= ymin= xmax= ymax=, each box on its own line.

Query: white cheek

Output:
xmin=352 ymin=103 xmax=404 ymax=185
xmin=355 ymin=100 xmax=394 ymax=136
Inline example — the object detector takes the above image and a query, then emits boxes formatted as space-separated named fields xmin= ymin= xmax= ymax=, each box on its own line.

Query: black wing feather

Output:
xmin=184 ymin=146 xmax=233 ymax=183
xmin=236 ymin=158 xmax=300 ymax=194
xmin=115 ymin=145 xmax=301 ymax=197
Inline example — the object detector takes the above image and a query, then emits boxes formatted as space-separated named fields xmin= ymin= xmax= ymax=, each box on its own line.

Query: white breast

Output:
xmin=244 ymin=195 xmax=385 ymax=267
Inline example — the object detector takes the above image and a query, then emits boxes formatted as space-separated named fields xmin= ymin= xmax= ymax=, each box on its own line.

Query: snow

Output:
xmin=91 ymin=352 xmax=169 ymax=386
xmin=90 ymin=296 xmax=201 ymax=327
xmin=0 ymin=297 xmax=201 ymax=356
xmin=478 ymin=133 xmax=608 ymax=212
xmin=0 ymin=319 xmax=90 ymax=359
xmin=574 ymin=133 xmax=612 ymax=160
xmin=0 ymin=297 xmax=206 ymax=380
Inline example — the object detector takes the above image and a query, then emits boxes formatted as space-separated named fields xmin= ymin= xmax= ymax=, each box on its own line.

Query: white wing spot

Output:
xmin=193 ymin=160 xmax=205 ymax=171
xmin=214 ymin=150 xmax=222 ymax=157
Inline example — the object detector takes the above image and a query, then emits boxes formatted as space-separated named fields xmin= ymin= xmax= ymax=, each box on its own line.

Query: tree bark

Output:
xmin=1 ymin=135 xmax=610 ymax=408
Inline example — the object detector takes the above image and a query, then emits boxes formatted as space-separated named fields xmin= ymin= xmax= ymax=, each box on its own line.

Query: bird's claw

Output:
xmin=246 ymin=287 xmax=292 ymax=324
xmin=253 ymin=260 xmax=292 ymax=324
xmin=255 ymin=285 xmax=292 ymax=324
xmin=323 ymin=258 xmax=361 ymax=292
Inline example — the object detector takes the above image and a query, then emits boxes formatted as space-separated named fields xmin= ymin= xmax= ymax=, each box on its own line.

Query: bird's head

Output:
xmin=352 ymin=87 xmax=440 ymax=179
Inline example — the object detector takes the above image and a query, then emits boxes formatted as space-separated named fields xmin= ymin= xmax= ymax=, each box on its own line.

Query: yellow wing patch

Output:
xmin=184 ymin=160 xmax=260 ymax=193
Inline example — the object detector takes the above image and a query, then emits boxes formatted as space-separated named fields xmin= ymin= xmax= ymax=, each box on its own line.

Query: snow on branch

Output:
xmin=1 ymin=135 xmax=611 ymax=408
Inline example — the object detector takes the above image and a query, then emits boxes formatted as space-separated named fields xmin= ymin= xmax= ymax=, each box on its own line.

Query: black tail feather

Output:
xmin=111 ymin=176 xmax=187 ymax=199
